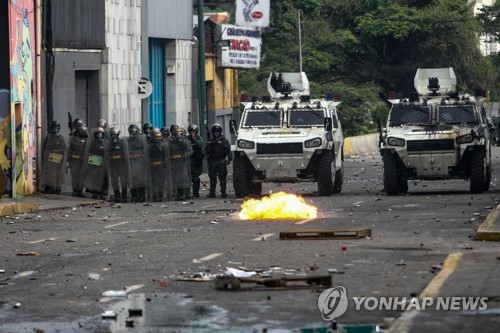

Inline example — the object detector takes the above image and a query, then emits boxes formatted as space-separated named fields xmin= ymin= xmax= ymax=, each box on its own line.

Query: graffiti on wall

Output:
xmin=9 ymin=0 xmax=36 ymax=196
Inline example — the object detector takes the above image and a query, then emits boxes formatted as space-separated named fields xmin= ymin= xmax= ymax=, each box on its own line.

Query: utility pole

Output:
xmin=197 ymin=0 xmax=207 ymax=141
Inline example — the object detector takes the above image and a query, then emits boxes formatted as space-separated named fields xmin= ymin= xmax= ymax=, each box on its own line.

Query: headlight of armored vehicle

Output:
xmin=305 ymin=137 xmax=322 ymax=148
xmin=387 ymin=137 xmax=405 ymax=146
xmin=456 ymin=133 xmax=474 ymax=144
xmin=237 ymin=139 xmax=255 ymax=149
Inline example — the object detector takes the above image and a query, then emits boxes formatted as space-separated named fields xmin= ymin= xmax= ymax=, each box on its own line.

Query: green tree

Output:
xmin=238 ymin=0 xmax=497 ymax=135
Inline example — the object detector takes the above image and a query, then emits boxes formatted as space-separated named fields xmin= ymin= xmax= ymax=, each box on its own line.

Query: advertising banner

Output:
xmin=235 ymin=0 xmax=270 ymax=28
xmin=218 ymin=24 xmax=261 ymax=69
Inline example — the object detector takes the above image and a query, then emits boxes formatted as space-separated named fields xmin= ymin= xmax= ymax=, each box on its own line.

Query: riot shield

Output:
xmin=42 ymin=134 xmax=67 ymax=192
xmin=126 ymin=135 xmax=151 ymax=201
xmin=148 ymin=141 xmax=170 ymax=201
xmin=107 ymin=137 xmax=129 ymax=192
xmin=67 ymin=136 xmax=87 ymax=193
xmin=168 ymin=137 xmax=192 ymax=200
xmin=81 ymin=136 xmax=109 ymax=193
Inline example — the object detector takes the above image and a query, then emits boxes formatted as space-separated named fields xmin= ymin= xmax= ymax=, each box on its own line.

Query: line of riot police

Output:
xmin=42 ymin=119 xmax=232 ymax=202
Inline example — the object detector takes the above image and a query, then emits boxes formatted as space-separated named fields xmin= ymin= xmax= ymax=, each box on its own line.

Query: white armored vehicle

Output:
xmin=230 ymin=72 xmax=344 ymax=197
xmin=380 ymin=67 xmax=492 ymax=195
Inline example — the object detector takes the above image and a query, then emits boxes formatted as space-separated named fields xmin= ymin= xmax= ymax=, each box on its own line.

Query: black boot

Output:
xmin=192 ymin=178 xmax=200 ymax=198
xmin=208 ymin=182 xmax=216 ymax=198
xmin=121 ymin=190 xmax=128 ymax=203
xmin=220 ymin=180 xmax=227 ymax=198
xmin=113 ymin=190 xmax=121 ymax=202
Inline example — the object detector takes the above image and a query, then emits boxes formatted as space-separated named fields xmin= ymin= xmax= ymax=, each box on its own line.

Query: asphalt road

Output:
xmin=1 ymin=147 xmax=499 ymax=333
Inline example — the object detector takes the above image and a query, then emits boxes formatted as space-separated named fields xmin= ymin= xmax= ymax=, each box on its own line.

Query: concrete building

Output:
xmin=193 ymin=13 xmax=240 ymax=139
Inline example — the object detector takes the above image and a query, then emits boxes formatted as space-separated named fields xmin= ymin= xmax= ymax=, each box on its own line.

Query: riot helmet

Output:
xmin=173 ymin=127 xmax=184 ymax=138
xmin=188 ymin=123 xmax=199 ymax=134
xmin=94 ymin=126 xmax=105 ymax=139
xmin=152 ymin=128 xmax=163 ymax=142
xmin=97 ymin=118 xmax=108 ymax=129
xmin=77 ymin=126 xmax=88 ymax=138
xmin=128 ymin=124 xmax=140 ymax=136
xmin=143 ymin=122 xmax=153 ymax=134
xmin=170 ymin=124 xmax=178 ymax=135
xmin=73 ymin=118 xmax=84 ymax=129
xmin=160 ymin=127 xmax=170 ymax=138
xmin=211 ymin=123 xmax=223 ymax=136
xmin=110 ymin=127 xmax=120 ymax=141
xmin=50 ymin=121 xmax=61 ymax=134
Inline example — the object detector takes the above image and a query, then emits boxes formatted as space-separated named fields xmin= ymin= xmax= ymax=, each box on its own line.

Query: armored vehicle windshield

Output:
xmin=389 ymin=105 xmax=431 ymax=126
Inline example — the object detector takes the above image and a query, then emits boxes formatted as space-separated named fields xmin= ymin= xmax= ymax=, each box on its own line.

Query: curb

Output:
xmin=0 ymin=197 xmax=104 ymax=218
xmin=476 ymin=204 xmax=500 ymax=241
xmin=344 ymin=133 xmax=379 ymax=157
xmin=0 ymin=203 xmax=39 ymax=216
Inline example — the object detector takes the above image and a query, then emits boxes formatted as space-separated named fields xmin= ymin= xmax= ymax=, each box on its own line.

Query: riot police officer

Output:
xmin=169 ymin=124 xmax=178 ymax=138
xmin=42 ymin=121 xmax=66 ymax=194
xmin=206 ymin=123 xmax=232 ymax=198
xmin=187 ymin=124 xmax=205 ymax=198
xmin=168 ymin=127 xmax=192 ymax=200
xmin=127 ymin=124 xmax=150 ymax=202
xmin=143 ymin=122 xmax=154 ymax=143
xmin=82 ymin=127 xmax=109 ymax=199
xmin=149 ymin=128 xmax=170 ymax=202
xmin=97 ymin=118 xmax=110 ymax=139
xmin=107 ymin=127 xmax=129 ymax=202
xmin=67 ymin=125 xmax=88 ymax=197
xmin=160 ymin=127 xmax=170 ymax=141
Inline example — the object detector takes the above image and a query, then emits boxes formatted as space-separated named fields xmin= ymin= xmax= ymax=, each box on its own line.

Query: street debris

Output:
xmin=102 ymin=290 xmax=128 ymax=297
xmin=152 ymin=279 xmax=171 ymax=287
xmin=396 ymin=260 xmax=406 ymax=266
xmin=279 ymin=228 xmax=371 ymax=240
xmin=225 ymin=267 xmax=257 ymax=278
xmin=431 ymin=263 xmax=443 ymax=273
xmin=0 ymin=269 xmax=5 ymax=273
xmin=215 ymin=274 xmax=332 ymax=291
xmin=101 ymin=310 xmax=117 ymax=319
xmin=16 ymin=251 xmax=40 ymax=256
xmin=174 ymin=272 xmax=217 ymax=282
xmin=88 ymin=273 xmax=101 ymax=280
xmin=341 ymin=245 xmax=348 ymax=251
xmin=13 ymin=302 xmax=21 ymax=308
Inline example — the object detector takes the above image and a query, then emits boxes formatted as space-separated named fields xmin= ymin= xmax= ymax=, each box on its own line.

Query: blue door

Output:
xmin=148 ymin=38 xmax=165 ymax=127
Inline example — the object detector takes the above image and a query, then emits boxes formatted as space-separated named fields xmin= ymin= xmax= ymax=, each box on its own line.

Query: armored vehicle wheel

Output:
xmin=383 ymin=153 xmax=399 ymax=196
xmin=233 ymin=154 xmax=250 ymax=198
xmin=470 ymin=150 xmax=486 ymax=194
xmin=318 ymin=152 xmax=334 ymax=196
xmin=484 ymin=164 xmax=492 ymax=191
xmin=332 ymin=166 xmax=344 ymax=194
xmin=249 ymin=182 xmax=262 ymax=196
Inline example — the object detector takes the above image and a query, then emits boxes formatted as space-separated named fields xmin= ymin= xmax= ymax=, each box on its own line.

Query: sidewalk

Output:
xmin=0 ymin=193 xmax=100 ymax=216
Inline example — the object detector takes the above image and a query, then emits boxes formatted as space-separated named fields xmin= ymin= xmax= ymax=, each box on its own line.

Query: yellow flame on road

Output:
xmin=239 ymin=192 xmax=318 ymax=220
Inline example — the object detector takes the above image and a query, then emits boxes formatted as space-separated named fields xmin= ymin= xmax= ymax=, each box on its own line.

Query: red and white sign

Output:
xmin=235 ymin=0 xmax=270 ymax=28
xmin=218 ymin=24 xmax=261 ymax=69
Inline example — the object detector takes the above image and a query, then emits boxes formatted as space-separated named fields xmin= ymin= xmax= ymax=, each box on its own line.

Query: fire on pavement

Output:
xmin=239 ymin=192 xmax=318 ymax=220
